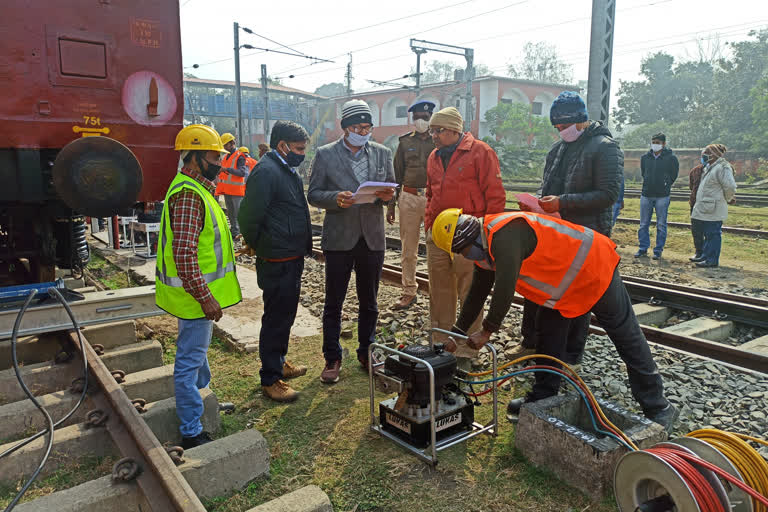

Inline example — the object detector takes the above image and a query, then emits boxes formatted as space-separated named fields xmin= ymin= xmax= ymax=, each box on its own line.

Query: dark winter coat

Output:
xmin=640 ymin=147 xmax=679 ymax=198
xmin=238 ymin=151 xmax=312 ymax=259
xmin=541 ymin=121 xmax=623 ymax=236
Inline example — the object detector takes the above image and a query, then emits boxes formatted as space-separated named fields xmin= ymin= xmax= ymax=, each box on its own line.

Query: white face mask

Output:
xmin=558 ymin=124 xmax=584 ymax=143
xmin=413 ymin=119 xmax=430 ymax=133
xmin=651 ymin=143 xmax=663 ymax=152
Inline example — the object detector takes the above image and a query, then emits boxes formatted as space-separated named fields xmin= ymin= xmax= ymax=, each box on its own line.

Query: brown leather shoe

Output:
xmin=262 ymin=380 xmax=299 ymax=402
xmin=282 ymin=360 xmax=307 ymax=379
xmin=507 ymin=344 xmax=536 ymax=359
xmin=320 ymin=360 xmax=341 ymax=384
xmin=392 ymin=294 xmax=417 ymax=311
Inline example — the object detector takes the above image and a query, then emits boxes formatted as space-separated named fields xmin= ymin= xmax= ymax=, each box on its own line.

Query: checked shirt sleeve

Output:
xmin=168 ymin=190 xmax=214 ymax=305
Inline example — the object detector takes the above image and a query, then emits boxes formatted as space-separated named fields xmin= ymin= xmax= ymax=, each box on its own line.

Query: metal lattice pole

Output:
xmin=586 ymin=0 xmax=616 ymax=122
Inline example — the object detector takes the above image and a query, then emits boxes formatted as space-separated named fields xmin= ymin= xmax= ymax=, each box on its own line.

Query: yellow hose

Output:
xmin=687 ymin=429 xmax=768 ymax=512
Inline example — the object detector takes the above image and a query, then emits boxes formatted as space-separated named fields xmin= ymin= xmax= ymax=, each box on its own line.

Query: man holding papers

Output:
xmin=307 ymin=99 xmax=395 ymax=384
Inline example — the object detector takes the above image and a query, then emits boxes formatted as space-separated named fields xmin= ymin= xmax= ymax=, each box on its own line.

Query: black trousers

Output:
xmin=522 ymin=300 xmax=591 ymax=365
xmin=255 ymin=257 xmax=304 ymax=386
xmin=527 ymin=269 xmax=669 ymax=415
xmin=322 ymin=237 xmax=384 ymax=363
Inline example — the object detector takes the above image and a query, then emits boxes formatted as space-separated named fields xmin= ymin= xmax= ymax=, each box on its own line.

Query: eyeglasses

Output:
xmin=349 ymin=125 xmax=373 ymax=135
xmin=429 ymin=127 xmax=448 ymax=136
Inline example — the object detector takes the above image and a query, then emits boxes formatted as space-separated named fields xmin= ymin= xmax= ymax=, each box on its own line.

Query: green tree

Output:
xmin=314 ymin=82 xmax=347 ymax=97
xmin=410 ymin=60 xmax=491 ymax=84
xmin=750 ymin=75 xmax=768 ymax=152
xmin=484 ymin=102 xmax=556 ymax=147
xmin=507 ymin=42 xmax=573 ymax=84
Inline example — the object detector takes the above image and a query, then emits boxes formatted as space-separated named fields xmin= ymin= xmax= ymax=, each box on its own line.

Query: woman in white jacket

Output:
xmin=690 ymin=143 xmax=736 ymax=268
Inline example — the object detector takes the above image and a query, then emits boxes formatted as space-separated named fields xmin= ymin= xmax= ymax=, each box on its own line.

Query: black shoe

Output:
xmin=689 ymin=254 xmax=705 ymax=262
xmin=181 ymin=431 xmax=214 ymax=449
xmin=646 ymin=404 xmax=679 ymax=433
xmin=695 ymin=261 xmax=718 ymax=268
xmin=634 ymin=250 xmax=648 ymax=258
xmin=652 ymin=253 xmax=661 ymax=260
xmin=506 ymin=398 xmax=526 ymax=423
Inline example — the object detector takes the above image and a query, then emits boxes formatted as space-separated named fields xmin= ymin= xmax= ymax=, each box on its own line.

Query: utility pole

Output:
xmin=345 ymin=53 xmax=353 ymax=96
xmin=410 ymin=39 xmax=475 ymax=132
xmin=412 ymin=48 xmax=427 ymax=94
xmin=233 ymin=22 xmax=243 ymax=141
xmin=261 ymin=64 xmax=270 ymax=143
xmin=586 ymin=0 xmax=616 ymax=122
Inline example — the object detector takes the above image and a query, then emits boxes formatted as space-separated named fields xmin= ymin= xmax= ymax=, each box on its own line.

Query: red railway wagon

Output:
xmin=0 ymin=0 xmax=183 ymax=284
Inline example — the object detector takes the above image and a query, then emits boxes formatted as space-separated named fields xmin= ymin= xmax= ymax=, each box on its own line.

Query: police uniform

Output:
xmin=390 ymin=100 xmax=436 ymax=307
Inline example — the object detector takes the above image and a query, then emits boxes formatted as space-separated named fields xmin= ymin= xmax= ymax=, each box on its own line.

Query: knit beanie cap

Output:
xmin=340 ymin=99 xmax=373 ymax=129
xmin=429 ymin=107 xmax=464 ymax=133
xmin=704 ymin=143 xmax=727 ymax=160
xmin=549 ymin=91 xmax=588 ymax=125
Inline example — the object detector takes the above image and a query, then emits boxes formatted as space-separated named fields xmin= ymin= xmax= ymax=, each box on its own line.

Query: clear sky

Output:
xmin=180 ymin=0 xmax=768 ymax=105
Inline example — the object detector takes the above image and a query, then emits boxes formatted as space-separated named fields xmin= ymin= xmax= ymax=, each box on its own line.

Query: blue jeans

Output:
xmin=174 ymin=317 xmax=213 ymax=437
xmin=612 ymin=201 xmax=622 ymax=225
xmin=638 ymin=195 xmax=671 ymax=255
xmin=322 ymin=237 xmax=384 ymax=363
xmin=699 ymin=220 xmax=723 ymax=265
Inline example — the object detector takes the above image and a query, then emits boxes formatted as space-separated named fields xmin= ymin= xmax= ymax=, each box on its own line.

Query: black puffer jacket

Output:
xmin=640 ymin=147 xmax=679 ymax=198
xmin=541 ymin=121 xmax=623 ymax=236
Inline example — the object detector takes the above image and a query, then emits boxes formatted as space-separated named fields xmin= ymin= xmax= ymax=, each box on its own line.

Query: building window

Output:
xmin=500 ymin=98 xmax=515 ymax=105
xmin=532 ymin=102 xmax=543 ymax=115
xmin=395 ymin=105 xmax=408 ymax=118
xmin=455 ymin=99 xmax=461 ymax=108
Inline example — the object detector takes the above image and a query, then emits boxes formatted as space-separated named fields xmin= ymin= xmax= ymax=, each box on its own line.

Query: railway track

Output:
xmin=506 ymin=184 xmax=768 ymax=207
xmin=310 ymin=224 xmax=768 ymax=374
xmin=0 ymin=286 xmax=269 ymax=510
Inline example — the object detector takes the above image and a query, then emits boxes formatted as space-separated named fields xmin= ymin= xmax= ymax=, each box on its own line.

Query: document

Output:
xmin=351 ymin=181 xmax=398 ymax=204
xmin=515 ymin=193 xmax=561 ymax=219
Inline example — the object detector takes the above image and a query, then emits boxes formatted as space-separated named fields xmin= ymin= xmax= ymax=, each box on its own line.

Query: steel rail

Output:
xmin=66 ymin=330 xmax=206 ymax=511
xmin=310 ymin=244 xmax=768 ymax=374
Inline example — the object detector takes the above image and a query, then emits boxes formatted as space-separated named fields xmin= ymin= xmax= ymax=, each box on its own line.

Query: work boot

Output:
xmin=320 ymin=360 xmax=341 ymax=384
xmin=652 ymin=252 xmax=662 ymax=260
xmin=634 ymin=250 xmax=648 ymax=258
xmin=392 ymin=294 xmax=417 ymax=311
xmin=181 ymin=431 xmax=213 ymax=449
xmin=646 ymin=404 xmax=679 ymax=433
xmin=506 ymin=344 xmax=536 ymax=360
xmin=262 ymin=380 xmax=299 ymax=402
xmin=689 ymin=253 xmax=705 ymax=262
xmin=696 ymin=261 xmax=718 ymax=268
xmin=506 ymin=396 xmax=535 ymax=423
xmin=282 ymin=360 xmax=307 ymax=379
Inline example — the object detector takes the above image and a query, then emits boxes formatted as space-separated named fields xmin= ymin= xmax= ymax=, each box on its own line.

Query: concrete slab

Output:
xmin=631 ymin=303 xmax=671 ymax=326
xmin=0 ymin=340 xmax=163 ymax=405
xmin=742 ymin=334 xmax=768 ymax=355
xmin=515 ymin=394 xmax=666 ymax=500
xmin=81 ymin=320 xmax=137 ymax=349
xmin=246 ymin=485 xmax=333 ymax=512
xmin=0 ymin=332 xmax=65 ymax=371
xmin=0 ymin=364 xmax=174 ymax=438
xmin=664 ymin=317 xmax=733 ymax=342
xmin=95 ymin=246 xmax=321 ymax=351
xmin=13 ymin=429 xmax=270 ymax=512
xmin=0 ymin=390 xmax=220 ymax=484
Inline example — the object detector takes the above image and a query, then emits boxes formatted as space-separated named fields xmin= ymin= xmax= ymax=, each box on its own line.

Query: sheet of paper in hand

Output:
xmin=515 ymin=193 xmax=561 ymax=219
xmin=351 ymin=181 xmax=398 ymax=204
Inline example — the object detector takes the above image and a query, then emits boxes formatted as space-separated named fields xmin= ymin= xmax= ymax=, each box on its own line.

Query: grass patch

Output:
xmin=0 ymin=456 xmax=116 ymax=508
xmin=86 ymin=251 xmax=133 ymax=290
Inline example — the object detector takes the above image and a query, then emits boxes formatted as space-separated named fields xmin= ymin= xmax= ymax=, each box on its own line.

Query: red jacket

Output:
xmin=425 ymin=132 xmax=506 ymax=230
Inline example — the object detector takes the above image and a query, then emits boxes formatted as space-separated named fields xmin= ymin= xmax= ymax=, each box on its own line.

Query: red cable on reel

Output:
xmin=646 ymin=447 xmax=725 ymax=512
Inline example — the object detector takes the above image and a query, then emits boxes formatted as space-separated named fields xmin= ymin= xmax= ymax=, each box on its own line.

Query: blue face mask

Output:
xmin=346 ymin=131 xmax=371 ymax=147
xmin=701 ymin=155 xmax=709 ymax=165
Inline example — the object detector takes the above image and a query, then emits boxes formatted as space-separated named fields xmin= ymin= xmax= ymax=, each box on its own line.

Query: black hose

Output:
xmin=1 ymin=287 xmax=90 ymax=511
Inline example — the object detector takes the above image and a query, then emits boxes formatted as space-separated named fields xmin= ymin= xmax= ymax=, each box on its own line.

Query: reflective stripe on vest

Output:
xmin=155 ymin=173 xmax=241 ymax=319
xmin=486 ymin=212 xmax=594 ymax=308
xmin=483 ymin=211 xmax=617 ymax=317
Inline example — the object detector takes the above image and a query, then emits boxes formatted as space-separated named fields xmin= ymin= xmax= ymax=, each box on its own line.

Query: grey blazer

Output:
xmin=307 ymin=138 xmax=395 ymax=251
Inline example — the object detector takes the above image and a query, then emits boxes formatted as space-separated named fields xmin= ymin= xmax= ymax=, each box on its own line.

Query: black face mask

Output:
xmin=197 ymin=153 xmax=221 ymax=181
xmin=281 ymin=143 xmax=305 ymax=167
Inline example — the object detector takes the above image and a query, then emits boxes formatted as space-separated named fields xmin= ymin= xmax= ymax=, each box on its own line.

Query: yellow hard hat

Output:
xmin=175 ymin=124 xmax=228 ymax=153
xmin=220 ymin=132 xmax=235 ymax=145
xmin=432 ymin=208 xmax=462 ymax=260
xmin=238 ymin=146 xmax=250 ymax=154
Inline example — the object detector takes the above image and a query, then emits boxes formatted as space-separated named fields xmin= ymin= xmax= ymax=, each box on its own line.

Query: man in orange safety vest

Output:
xmin=215 ymin=133 xmax=250 ymax=239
